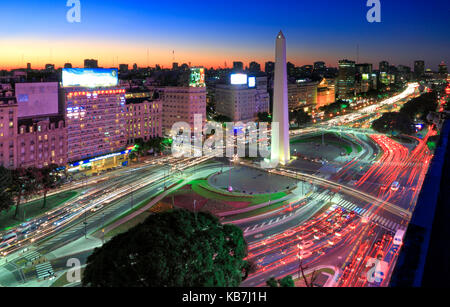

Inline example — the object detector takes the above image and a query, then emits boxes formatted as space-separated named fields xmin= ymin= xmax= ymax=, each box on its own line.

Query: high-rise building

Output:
xmin=215 ymin=75 xmax=269 ymax=122
xmin=314 ymin=61 xmax=326 ymax=72
xmin=438 ymin=61 xmax=448 ymax=75
xmin=233 ymin=61 xmax=244 ymax=71
xmin=249 ymin=61 xmax=261 ymax=73
xmin=84 ymin=59 xmax=98 ymax=69
xmin=64 ymin=63 xmax=73 ymax=69
xmin=26 ymin=63 xmax=31 ymax=71
xmin=265 ymin=61 xmax=275 ymax=74
xmin=61 ymin=68 xmax=127 ymax=164
xmin=172 ymin=62 xmax=179 ymax=70
xmin=336 ymin=59 xmax=356 ymax=99
xmin=271 ymin=31 xmax=290 ymax=166
xmin=379 ymin=61 xmax=389 ymax=73
xmin=414 ymin=60 xmax=425 ymax=78
xmin=356 ymin=63 xmax=373 ymax=74
xmin=119 ymin=64 xmax=129 ymax=73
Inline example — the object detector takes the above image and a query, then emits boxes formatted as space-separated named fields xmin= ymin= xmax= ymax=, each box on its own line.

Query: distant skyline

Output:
xmin=1 ymin=0 xmax=449 ymax=70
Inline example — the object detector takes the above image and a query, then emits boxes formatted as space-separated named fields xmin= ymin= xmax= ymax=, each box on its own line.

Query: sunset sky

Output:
xmin=1 ymin=0 xmax=449 ymax=70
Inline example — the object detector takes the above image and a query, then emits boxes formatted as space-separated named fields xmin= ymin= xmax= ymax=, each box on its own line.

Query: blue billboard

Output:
xmin=62 ymin=68 xmax=119 ymax=88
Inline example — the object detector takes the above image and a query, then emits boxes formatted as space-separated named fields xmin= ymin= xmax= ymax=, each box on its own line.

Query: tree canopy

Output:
xmin=372 ymin=112 xmax=414 ymax=135
xmin=82 ymin=209 xmax=251 ymax=287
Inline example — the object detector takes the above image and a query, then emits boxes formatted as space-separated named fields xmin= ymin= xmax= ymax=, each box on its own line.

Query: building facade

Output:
xmin=16 ymin=118 xmax=67 ymax=168
xmin=215 ymin=76 xmax=269 ymax=122
xmin=159 ymin=87 xmax=206 ymax=135
xmin=125 ymin=98 xmax=162 ymax=144
xmin=336 ymin=59 xmax=356 ymax=99
xmin=63 ymin=88 xmax=127 ymax=163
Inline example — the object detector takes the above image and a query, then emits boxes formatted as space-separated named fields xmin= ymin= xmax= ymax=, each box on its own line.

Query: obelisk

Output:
xmin=271 ymin=31 xmax=290 ymax=166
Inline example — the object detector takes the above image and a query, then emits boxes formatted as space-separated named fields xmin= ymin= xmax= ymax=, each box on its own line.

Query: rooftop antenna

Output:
xmin=172 ymin=50 xmax=175 ymax=62
xmin=147 ymin=48 xmax=149 ymax=68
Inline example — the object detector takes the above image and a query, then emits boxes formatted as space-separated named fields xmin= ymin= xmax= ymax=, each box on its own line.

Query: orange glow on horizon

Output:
xmin=0 ymin=36 xmax=336 ymax=71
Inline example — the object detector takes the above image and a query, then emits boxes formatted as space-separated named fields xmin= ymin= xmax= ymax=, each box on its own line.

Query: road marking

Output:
xmin=268 ymin=219 xmax=273 ymax=225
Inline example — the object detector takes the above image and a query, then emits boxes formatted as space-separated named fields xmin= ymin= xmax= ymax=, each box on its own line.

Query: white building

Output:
xmin=215 ymin=76 xmax=269 ymax=122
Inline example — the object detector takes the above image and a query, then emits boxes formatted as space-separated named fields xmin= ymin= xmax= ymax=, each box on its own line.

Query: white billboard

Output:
xmin=231 ymin=73 xmax=248 ymax=85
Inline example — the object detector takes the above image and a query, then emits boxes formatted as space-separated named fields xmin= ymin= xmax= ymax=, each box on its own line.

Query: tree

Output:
xmin=266 ymin=275 xmax=295 ymax=287
xmin=83 ymin=209 xmax=250 ymax=287
xmin=372 ymin=112 xmax=415 ymax=135
xmin=36 ymin=165 xmax=62 ymax=209
xmin=0 ymin=166 xmax=14 ymax=213
xmin=10 ymin=168 xmax=38 ymax=219
xmin=293 ymin=109 xmax=312 ymax=127
xmin=257 ymin=112 xmax=271 ymax=122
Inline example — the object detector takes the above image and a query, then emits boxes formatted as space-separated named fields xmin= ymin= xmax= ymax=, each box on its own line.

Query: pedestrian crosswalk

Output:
xmin=36 ymin=262 xmax=54 ymax=280
xmin=334 ymin=199 xmax=402 ymax=232
xmin=23 ymin=250 xmax=41 ymax=262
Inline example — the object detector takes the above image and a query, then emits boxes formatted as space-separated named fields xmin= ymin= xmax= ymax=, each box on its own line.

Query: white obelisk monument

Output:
xmin=271 ymin=31 xmax=290 ymax=166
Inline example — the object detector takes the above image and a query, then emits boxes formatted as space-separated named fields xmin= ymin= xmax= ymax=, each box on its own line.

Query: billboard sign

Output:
xmin=15 ymin=82 xmax=59 ymax=118
xmin=62 ymin=68 xmax=118 ymax=88
xmin=248 ymin=76 xmax=256 ymax=88
xmin=189 ymin=68 xmax=205 ymax=87
xmin=231 ymin=73 xmax=248 ymax=85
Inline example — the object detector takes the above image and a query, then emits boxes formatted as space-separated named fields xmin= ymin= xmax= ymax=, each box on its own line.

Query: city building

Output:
xmin=316 ymin=78 xmax=336 ymax=109
xmin=0 ymin=91 xmax=17 ymax=168
xmin=379 ymin=61 xmax=389 ymax=73
xmin=125 ymin=94 xmax=163 ymax=144
xmin=215 ymin=75 xmax=269 ymax=122
xmin=336 ymin=59 xmax=356 ymax=99
xmin=233 ymin=61 xmax=244 ymax=71
xmin=84 ymin=59 xmax=98 ymax=69
xmin=159 ymin=86 xmax=206 ymax=135
xmin=438 ymin=61 xmax=448 ymax=75
xmin=15 ymin=82 xmax=59 ymax=119
xmin=414 ymin=60 xmax=425 ymax=79
xmin=16 ymin=117 xmax=67 ymax=168
xmin=64 ymin=63 xmax=73 ymax=69
xmin=119 ymin=64 xmax=129 ymax=73
xmin=249 ymin=61 xmax=261 ymax=73
xmin=265 ymin=61 xmax=275 ymax=74
xmin=288 ymin=80 xmax=318 ymax=112
xmin=61 ymin=68 xmax=128 ymax=170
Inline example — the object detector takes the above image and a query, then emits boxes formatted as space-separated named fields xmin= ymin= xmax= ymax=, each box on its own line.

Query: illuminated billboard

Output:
xmin=248 ymin=76 xmax=256 ymax=88
xmin=189 ymin=67 xmax=205 ymax=87
xmin=62 ymin=68 xmax=118 ymax=88
xmin=231 ymin=73 xmax=248 ymax=85
xmin=362 ymin=74 xmax=369 ymax=81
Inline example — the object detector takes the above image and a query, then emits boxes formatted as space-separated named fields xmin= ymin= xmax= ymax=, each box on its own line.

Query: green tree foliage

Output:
xmin=257 ymin=112 xmax=271 ymax=122
xmin=266 ymin=275 xmax=295 ymax=287
xmin=400 ymin=92 xmax=438 ymax=121
xmin=10 ymin=168 xmax=39 ymax=219
xmin=35 ymin=165 xmax=63 ymax=209
xmin=289 ymin=109 xmax=312 ymax=127
xmin=83 ymin=209 xmax=251 ymax=287
xmin=372 ymin=112 xmax=414 ymax=135
xmin=0 ymin=166 xmax=14 ymax=212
